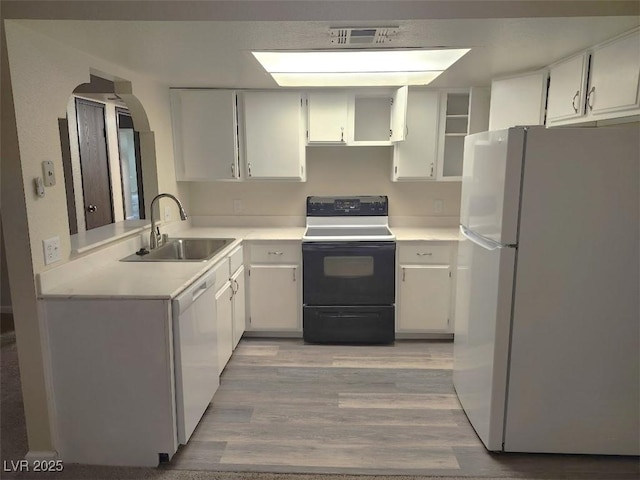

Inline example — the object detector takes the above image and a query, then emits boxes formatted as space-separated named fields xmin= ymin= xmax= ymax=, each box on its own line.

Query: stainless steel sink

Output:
xmin=121 ymin=238 xmax=234 ymax=262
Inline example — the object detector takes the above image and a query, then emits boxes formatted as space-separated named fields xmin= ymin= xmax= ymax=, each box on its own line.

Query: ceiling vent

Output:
xmin=329 ymin=27 xmax=399 ymax=46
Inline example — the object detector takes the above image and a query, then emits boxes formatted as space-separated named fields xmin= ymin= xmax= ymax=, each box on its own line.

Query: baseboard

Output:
xmin=25 ymin=450 xmax=58 ymax=463
xmin=1 ymin=306 xmax=13 ymax=314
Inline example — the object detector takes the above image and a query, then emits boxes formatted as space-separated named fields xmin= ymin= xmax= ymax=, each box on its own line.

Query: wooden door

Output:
xmin=75 ymin=99 xmax=114 ymax=230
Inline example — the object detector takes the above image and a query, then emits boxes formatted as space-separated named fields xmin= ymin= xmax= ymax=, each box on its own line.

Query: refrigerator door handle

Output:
xmin=460 ymin=225 xmax=506 ymax=251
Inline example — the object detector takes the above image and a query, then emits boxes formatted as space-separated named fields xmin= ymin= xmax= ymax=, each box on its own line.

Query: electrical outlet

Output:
xmin=42 ymin=160 xmax=56 ymax=186
xmin=164 ymin=206 xmax=171 ymax=221
xmin=233 ymin=199 xmax=243 ymax=214
xmin=434 ymin=199 xmax=444 ymax=214
xmin=43 ymin=236 xmax=61 ymax=265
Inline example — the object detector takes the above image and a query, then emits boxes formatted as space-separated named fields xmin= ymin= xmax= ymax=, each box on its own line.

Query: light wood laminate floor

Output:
xmin=166 ymin=339 xmax=639 ymax=478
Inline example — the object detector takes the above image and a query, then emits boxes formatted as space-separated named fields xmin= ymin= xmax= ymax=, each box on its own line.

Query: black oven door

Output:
xmin=302 ymin=241 xmax=396 ymax=306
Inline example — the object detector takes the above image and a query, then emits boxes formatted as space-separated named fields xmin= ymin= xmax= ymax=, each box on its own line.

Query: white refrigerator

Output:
xmin=453 ymin=126 xmax=639 ymax=455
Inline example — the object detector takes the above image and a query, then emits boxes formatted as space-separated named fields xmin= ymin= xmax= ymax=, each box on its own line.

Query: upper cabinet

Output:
xmin=488 ymin=70 xmax=548 ymax=131
xmin=306 ymin=87 xmax=408 ymax=146
xmin=547 ymin=28 xmax=640 ymax=127
xmin=170 ymin=89 xmax=239 ymax=181
xmin=392 ymin=87 xmax=489 ymax=182
xmin=546 ymin=53 xmax=589 ymax=125
xmin=392 ymin=90 xmax=441 ymax=180
xmin=240 ymin=91 xmax=306 ymax=180
xmin=307 ymin=92 xmax=349 ymax=143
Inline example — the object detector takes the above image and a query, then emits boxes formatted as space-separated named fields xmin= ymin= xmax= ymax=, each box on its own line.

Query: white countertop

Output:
xmin=40 ymin=226 xmax=456 ymax=300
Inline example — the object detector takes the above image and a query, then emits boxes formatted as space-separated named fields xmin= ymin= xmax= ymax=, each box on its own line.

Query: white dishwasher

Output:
xmin=172 ymin=269 xmax=219 ymax=444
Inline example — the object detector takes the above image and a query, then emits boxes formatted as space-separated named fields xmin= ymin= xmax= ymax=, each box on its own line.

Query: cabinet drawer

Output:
xmin=229 ymin=246 xmax=244 ymax=274
xmin=398 ymin=243 xmax=451 ymax=265
xmin=212 ymin=258 xmax=231 ymax=292
xmin=250 ymin=242 xmax=301 ymax=264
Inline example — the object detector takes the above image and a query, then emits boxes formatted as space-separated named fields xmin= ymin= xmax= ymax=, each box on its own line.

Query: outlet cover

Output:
xmin=233 ymin=199 xmax=243 ymax=214
xmin=43 ymin=236 xmax=61 ymax=265
xmin=434 ymin=199 xmax=444 ymax=214
xmin=164 ymin=206 xmax=171 ymax=221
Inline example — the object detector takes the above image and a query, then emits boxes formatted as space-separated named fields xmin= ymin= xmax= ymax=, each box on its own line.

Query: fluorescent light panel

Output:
xmin=252 ymin=48 xmax=470 ymax=86
xmin=272 ymin=71 xmax=443 ymax=87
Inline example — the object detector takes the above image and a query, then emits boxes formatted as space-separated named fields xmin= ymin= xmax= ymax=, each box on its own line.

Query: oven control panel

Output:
xmin=306 ymin=196 xmax=388 ymax=216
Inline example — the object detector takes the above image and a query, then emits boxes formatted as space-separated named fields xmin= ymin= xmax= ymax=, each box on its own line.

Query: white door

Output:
xmin=460 ymin=128 xmax=524 ymax=244
xmin=249 ymin=265 xmax=299 ymax=330
xmin=453 ymin=233 xmax=516 ymax=452
xmin=587 ymin=29 xmax=640 ymax=117
xmin=215 ymin=282 xmax=234 ymax=374
xmin=170 ymin=89 xmax=239 ymax=180
xmin=397 ymin=265 xmax=450 ymax=331
xmin=231 ymin=266 xmax=246 ymax=348
xmin=390 ymin=85 xmax=408 ymax=141
xmin=546 ymin=53 xmax=589 ymax=124
xmin=242 ymin=91 xmax=305 ymax=179
xmin=308 ymin=92 xmax=348 ymax=143
xmin=392 ymin=90 xmax=440 ymax=180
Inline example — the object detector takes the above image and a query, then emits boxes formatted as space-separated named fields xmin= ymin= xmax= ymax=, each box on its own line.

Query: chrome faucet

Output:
xmin=149 ymin=193 xmax=188 ymax=249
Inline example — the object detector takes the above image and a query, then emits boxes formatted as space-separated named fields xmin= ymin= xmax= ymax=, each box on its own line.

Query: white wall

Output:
xmin=2 ymin=20 xmax=181 ymax=455
xmin=189 ymin=146 xmax=461 ymax=225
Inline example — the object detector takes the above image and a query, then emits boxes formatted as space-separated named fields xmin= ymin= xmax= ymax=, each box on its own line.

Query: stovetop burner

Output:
xmin=303 ymin=196 xmax=394 ymax=242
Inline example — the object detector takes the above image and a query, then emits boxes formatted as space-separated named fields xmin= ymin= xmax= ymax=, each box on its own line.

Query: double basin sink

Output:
xmin=121 ymin=238 xmax=234 ymax=262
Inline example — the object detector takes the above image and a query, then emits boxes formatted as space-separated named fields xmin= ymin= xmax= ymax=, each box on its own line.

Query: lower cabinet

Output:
xmin=246 ymin=241 xmax=302 ymax=332
xmin=396 ymin=241 xmax=456 ymax=334
xmin=231 ymin=265 xmax=246 ymax=348
xmin=213 ymin=245 xmax=245 ymax=372
xmin=41 ymin=298 xmax=182 ymax=467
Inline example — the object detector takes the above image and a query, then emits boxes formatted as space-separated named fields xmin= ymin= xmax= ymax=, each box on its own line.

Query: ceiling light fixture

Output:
xmin=252 ymin=48 xmax=471 ymax=87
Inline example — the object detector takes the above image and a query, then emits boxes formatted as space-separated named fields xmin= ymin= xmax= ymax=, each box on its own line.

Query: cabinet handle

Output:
xmin=292 ymin=268 xmax=296 ymax=282
xmin=402 ymin=267 xmax=405 ymax=282
xmin=340 ymin=127 xmax=344 ymax=142
xmin=571 ymin=90 xmax=580 ymax=113
xmin=231 ymin=163 xmax=235 ymax=178
xmin=235 ymin=279 xmax=240 ymax=292
xmin=87 ymin=204 xmax=98 ymax=213
xmin=587 ymin=86 xmax=595 ymax=111
xmin=417 ymin=252 xmax=433 ymax=256
xmin=248 ymin=162 xmax=252 ymax=177
xmin=405 ymin=125 xmax=409 ymax=138
xmin=430 ymin=163 xmax=434 ymax=177
xmin=268 ymin=251 xmax=284 ymax=256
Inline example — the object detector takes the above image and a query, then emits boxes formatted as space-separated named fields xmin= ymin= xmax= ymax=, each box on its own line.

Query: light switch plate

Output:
xmin=43 ymin=236 xmax=61 ymax=265
xmin=42 ymin=160 xmax=56 ymax=186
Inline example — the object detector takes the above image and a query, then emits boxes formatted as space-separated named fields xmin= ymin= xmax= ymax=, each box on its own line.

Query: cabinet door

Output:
xmin=390 ymin=85 xmax=408 ymax=142
xmin=392 ymin=90 xmax=440 ymax=180
xmin=248 ymin=265 xmax=300 ymax=330
xmin=170 ymin=89 xmax=239 ymax=181
xmin=546 ymin=53 xmax=589 ymax=124
xmin=587 ymin=29 xmax=640 ymax=117
xmin=488 ymin=70 xmax=548 ymax=130
xmin=231 ymin=266 xmax=246 ymax=349
xmin=308 ymin=92 xmax=348 ymax=143
xmin=242 ymin=91 xmax=306 ymax=179
xmin=215 ymin=282 xmax=234 ymax=374
xmin=397 ymin=265 xmax=451 ymax=332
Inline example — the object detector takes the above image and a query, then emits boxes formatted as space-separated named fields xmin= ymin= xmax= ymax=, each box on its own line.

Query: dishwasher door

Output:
xmin=172 ymin=269 xmax=219 ymax=445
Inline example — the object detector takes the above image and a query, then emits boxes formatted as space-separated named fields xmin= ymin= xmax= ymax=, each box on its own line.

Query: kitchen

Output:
xmin=1 ymin=1 xmax=639 ymax=478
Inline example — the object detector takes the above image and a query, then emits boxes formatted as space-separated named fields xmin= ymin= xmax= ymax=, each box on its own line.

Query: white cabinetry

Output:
xmin=41 ymin=298 xmax=179 ymax=467
xmin=247 ymin=241 xmax=301 ymax=332
xmin=392 ymin=90 xmax=440 ymax=180
xmin=307 ymin=92 xmax=349 ymax=143
xmin=489 ymin=70 xmax=548 ymax=130
xmin=396 ymin=242 xmax=456 ymax=334
xmin=241 ymin=91 xmax=306 ymax=180
xmin=546 ymin=53 xmax=589 ymax=125
xmin=437 ymin=91 xmax=470 ymax=181
xmin=348 ymin=86 xmax=408 ymax=145
xmin=547 ymin=28 xmax=640 ymax=126
xmin=212 ymin=245 xmax=245 ymax=373
xmin=170 ymin=89 xmax=239 ymax=181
